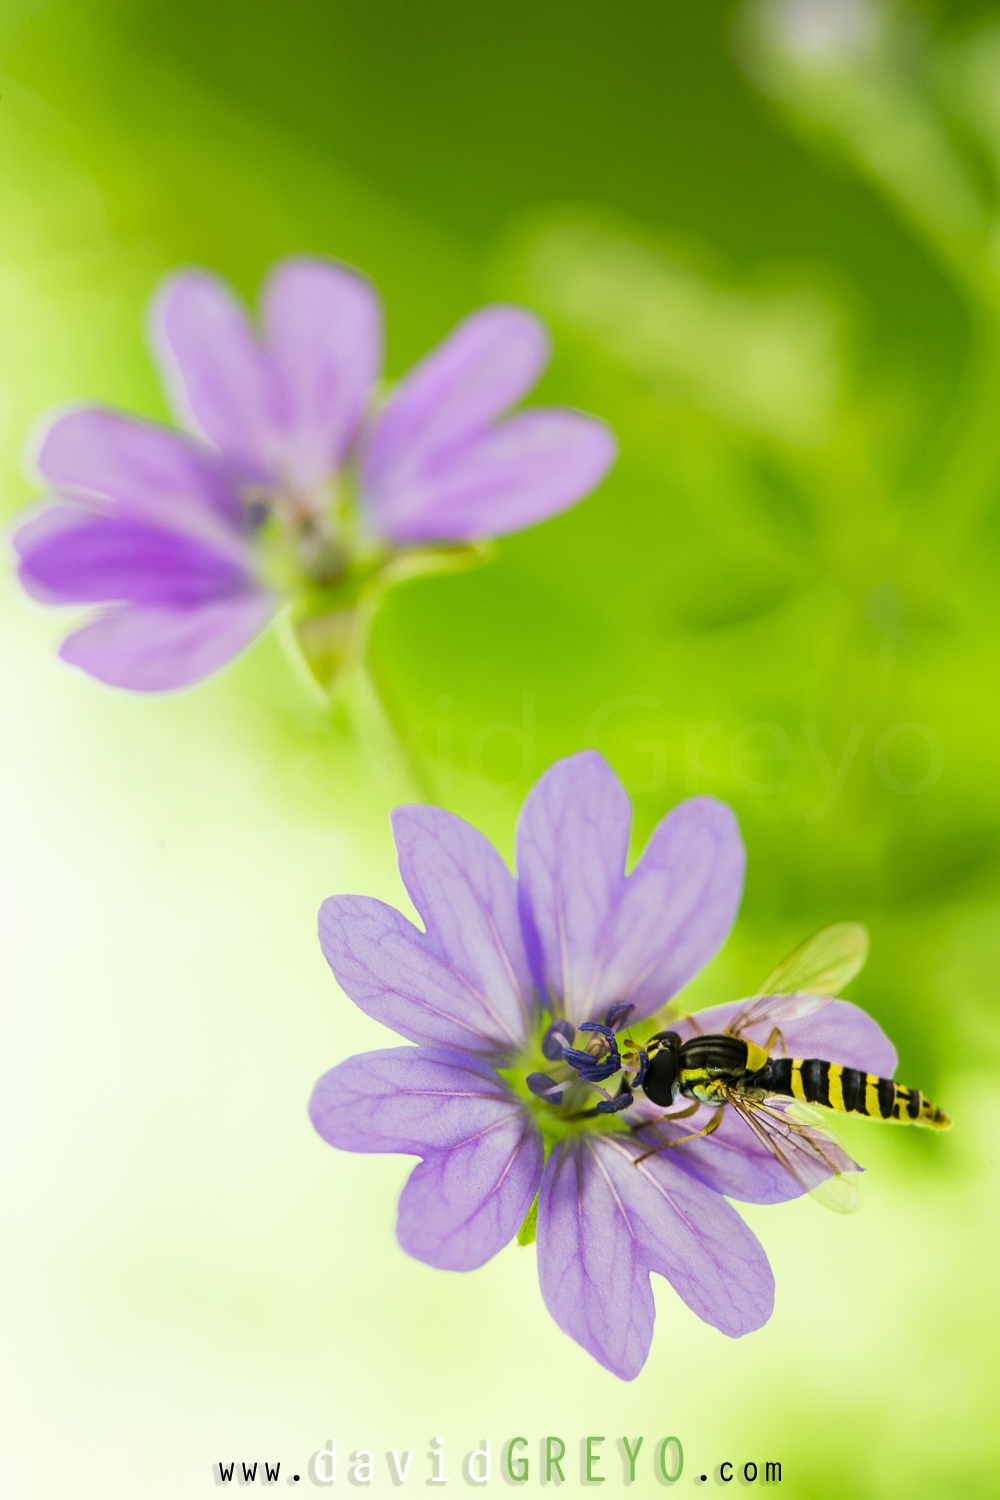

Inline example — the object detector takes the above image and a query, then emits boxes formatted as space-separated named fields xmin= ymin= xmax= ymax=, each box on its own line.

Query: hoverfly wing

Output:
xmin=757 ymin=921 xmax=869 ymax=999
xmin=725 ymin=922 xmax=869 ymax=1039
xmin=724 ymin=990 xmax=828 ymax=1038
xmin=808 ymin=1170 xmax=862 ymax=1214
xmin=780 ymin=1098 xmax=831 ymax=1131
xmin=727 ymin=1093 xmax=860 ymax=1215
xmin=777 ymin=1101 xmax=861 ymax=1212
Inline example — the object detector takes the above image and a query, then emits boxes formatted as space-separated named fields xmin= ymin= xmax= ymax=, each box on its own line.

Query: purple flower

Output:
xmin=13 ymin=258 xmax=616 ymax=692
xmin=309 ymin=750 xmax=894 ymax=1379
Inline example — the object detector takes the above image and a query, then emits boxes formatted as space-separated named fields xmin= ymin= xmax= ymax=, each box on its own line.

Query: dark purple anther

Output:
xmin=593 ymin=1090 xmax=634 ymax=1115
xmin=541 ymin=1018 xmax=576 ymax=1061
xmin=569 ymin=1087 xmax=635 ymax=1120
xmin=562 ymin=1043 xmax=622 ymax=1083
xmin=526 ymin=1072 xmax=564 ymax=1106
xmin=604 ymin=1000 xmax=635 ymax=1032
xmin=579 ymin=1020 xmax=617 ymax=1044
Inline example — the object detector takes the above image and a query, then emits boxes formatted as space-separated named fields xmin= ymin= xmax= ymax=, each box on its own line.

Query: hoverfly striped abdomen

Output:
xmin=625 ymin=926 xmax=951 ymax=1203
xmin=753 ymin=1057 xmax=951 ymax=1130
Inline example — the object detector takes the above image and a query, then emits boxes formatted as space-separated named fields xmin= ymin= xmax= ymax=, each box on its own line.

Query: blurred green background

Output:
xmin=2 ymin=0 xmax=999 ymax=1494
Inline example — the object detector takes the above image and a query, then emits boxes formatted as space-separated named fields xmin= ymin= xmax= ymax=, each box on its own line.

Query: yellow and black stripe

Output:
xmin=761 ymin=1057 xmax=951 ymax=1130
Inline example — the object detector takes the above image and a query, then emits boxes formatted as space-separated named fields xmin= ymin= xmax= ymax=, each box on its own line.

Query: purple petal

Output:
xmin=58 ymin=591 xmax=276 ymax=691
xmin=390 ymin=804 xmax=533 ymax=1046
xmin=536 ymin=1134 xmax=654 ymax=1380
xmin=537 ymin=1132 xmax=773 ymax=1377
xmin=515 ymin=756 xmax=739 ymax=1026
xmin=630 ymin=1099 xmax=857 ymax=1205
xmin=361 ymin=304 xmax=548 ymax=508
xmin=261 ymin=257 xmax=382 ymax=490
xmin=365 ymin=408 xmax=616 ymax=544
xmin=151 ymin=270 xmax=278 ymax=480
xmin=676 ymin=998 xmax=897 ymax=1076
xmin=599 ymin=1132 xmax=775 ymax=1334
xmin=15 ymin=507 xmax=252 ymax=607
xmin=318 ymin=893 xmax=528 ymax=1057
xmin=309 ymin=1047 xmax=543 ymax=1271
xmin=593 ymin=797 xmax=745 ymax=1025
xmin=310 ymin=1046 xmax=518 ymax=1153
xmin=34 ymin=407 xmax=246 ymax=531
xmin=515 ymin=751 xmax=632 ymax=1024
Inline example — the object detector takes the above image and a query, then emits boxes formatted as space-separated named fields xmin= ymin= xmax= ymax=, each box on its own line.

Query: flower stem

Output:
xmin=918 ymin=314 xmax=1000 ymax=571
xmin=339 ymin=661 xmax=440 ymax=807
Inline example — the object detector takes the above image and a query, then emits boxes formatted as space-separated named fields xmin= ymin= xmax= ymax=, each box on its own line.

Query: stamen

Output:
xmin=562 ymin=1042 xmax=622 ymax=1083
xmin=603 ymin=1000 xmax=635 ymax=1032
xmin=570 ymin=1089 xmax=635 ymax=1120
xmin=579 ymin=1020 xmax=619 ymax=1045
xmin=630 ymin=1049 xmax=650 ymax=1090
xmin=594 ymin=1090 xmax=634 ymax=1116
xmin=541 ymin=1019 xmax=576 ymax=1061
xmin=526 ymin=1072 xmax=565 ymax=1106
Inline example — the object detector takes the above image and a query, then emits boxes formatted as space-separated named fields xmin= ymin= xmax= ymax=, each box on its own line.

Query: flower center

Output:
xmin=251 ymin=477 xmax=364 ymax=590
xmin=507 ymin=1003 xmax=648 ymax=1147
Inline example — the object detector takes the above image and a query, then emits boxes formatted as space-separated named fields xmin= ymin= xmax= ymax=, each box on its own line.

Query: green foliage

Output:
xmin=5 ymin=0 xmax=999 ymax=1082
xmin=3 ymin=3 xmax=1000 ymax=1489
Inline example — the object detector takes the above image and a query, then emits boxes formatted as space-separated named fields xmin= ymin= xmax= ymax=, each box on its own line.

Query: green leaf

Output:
xmin=516 ymin=1194 xmax=539 ymax=1247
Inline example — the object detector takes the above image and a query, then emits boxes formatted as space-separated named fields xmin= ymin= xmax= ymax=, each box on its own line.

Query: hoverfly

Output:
xmin=565 ymin=923 xmax=951 ymax=1213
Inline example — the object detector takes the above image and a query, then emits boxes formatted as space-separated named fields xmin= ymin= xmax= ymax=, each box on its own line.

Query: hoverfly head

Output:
xmin=642 ymin=1031 xmax=682 ymax=1108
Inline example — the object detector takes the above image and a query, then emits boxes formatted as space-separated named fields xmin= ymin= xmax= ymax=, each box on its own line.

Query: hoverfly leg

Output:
xmin=633 ymin=1106 xmax=725 ymax=1164
xmin=762 ymin=1025 xmax=787 ymax=1057
xmin=665 ymin=1100 xmax=700 ymax=1120
xmin=630 ymin=1100 xmax=699 ymax=1132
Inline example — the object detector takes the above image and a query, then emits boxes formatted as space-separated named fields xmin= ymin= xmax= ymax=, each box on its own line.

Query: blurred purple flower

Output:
xmin=309 ymin=750 xmax=894 ymax=1379
xmin=12 ymin=258 xmax=616 ymax=692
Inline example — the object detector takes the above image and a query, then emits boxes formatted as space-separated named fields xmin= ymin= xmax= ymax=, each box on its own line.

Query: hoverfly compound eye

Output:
xmin=642 ymin=1035 xmax=680 ymax=1108
xmin=646 ymin=1030 xmax=681 ymax=1054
